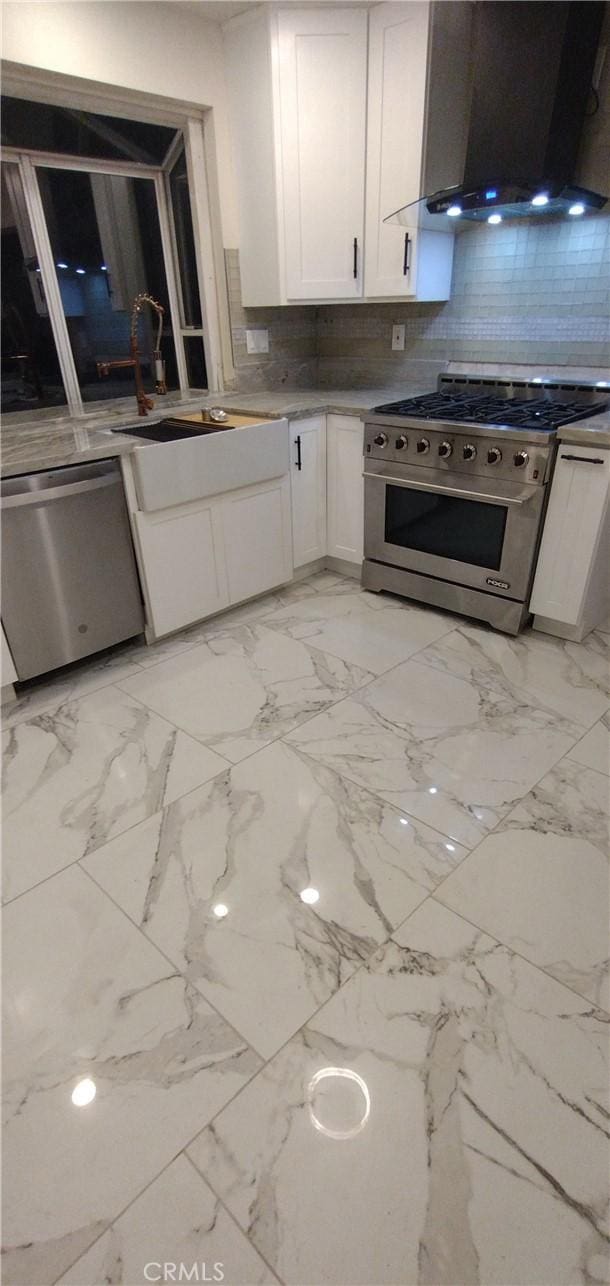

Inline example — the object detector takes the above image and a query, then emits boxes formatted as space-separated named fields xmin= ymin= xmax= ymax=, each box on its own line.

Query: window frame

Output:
xmin=0 ymin=76 xmax=232 ymax=420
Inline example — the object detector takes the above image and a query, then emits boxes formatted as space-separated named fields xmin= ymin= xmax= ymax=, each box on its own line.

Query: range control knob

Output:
xmin=416 ymin=437 xmax=430 ymax=455
xmin=373 ymin=433 xmax=388 ymax=448
xmin=438 ymin=441 xmax=453 ymax=459
xmin=487 ymin=447 xmax=502 ymax=465
xmin=462 ymin=443 xmax=477 ymax=461
xmin=513 ymin=450 xmax=529 ymax=468
xmin=395 ymin=435 xmax=408 ymax=450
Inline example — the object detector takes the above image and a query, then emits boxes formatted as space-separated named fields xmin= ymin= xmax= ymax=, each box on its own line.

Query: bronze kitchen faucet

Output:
xmin=96 ymin=292 xmax=167 ymax=416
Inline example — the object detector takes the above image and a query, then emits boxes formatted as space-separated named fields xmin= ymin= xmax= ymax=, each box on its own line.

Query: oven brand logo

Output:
xmin=144 ymin=1265 xmax=224 ymax=1282
xmin=486 ymin=577 xmax=510 ymax=590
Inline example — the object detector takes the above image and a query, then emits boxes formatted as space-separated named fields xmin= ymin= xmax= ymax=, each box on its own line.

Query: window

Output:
xmin=1 ymin=97 xmax=210 ymax=419
xmin=1 ymin=161 xmax=67 ymax=414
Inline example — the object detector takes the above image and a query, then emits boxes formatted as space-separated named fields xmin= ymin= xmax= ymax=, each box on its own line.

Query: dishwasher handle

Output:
xmin=1 ymin=472 xmax=120 ymax=509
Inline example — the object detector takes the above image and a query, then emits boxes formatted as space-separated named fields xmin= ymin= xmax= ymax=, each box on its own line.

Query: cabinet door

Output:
xmin=364 ymin=2 xmax=429 ymax=299
xmin=135 ymin=502 xmax=229 ymax=638
xmin=277 ymin=8 xmax=367 ymax=300
xmin=291 ymin=416 xmax=327 ymax=567
xmin=221 ymin=477 xmax=293 ymax=604
xmin=530 ymin=450 xmax=610 ymax=625
xmin=327 ymin=414 xmax=364 ymax=564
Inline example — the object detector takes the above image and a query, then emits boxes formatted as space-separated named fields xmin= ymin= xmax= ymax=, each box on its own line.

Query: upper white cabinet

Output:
xmin=224 ymin=3 xmax=463 ymax=305
xmin=364 ymin=2 xmax=454 ymax=301
xmin=278 ymin=9 xmax=367 ymax=300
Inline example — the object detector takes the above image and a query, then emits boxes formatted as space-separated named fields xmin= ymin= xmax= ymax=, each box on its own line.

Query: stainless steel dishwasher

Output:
xmin=1 ymin=459 xmax=144 ymax=681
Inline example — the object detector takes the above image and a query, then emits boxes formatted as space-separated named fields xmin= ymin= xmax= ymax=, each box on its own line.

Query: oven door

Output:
xmin=364 ymin=460 xmax=545 ymax=600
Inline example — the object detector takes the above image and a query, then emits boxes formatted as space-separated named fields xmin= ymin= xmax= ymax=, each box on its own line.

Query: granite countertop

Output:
xmin=3 ymin=385 xmax=608 ymax=478
xmin=557 ymin=411 xmax=610 ymax=449
xmin=0 ymin=388 xmax=419 ymax=477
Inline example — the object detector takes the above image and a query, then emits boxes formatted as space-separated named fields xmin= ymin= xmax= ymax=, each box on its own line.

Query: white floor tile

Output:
xmin=188 ymin=901 xmax=609 ymax=1286
xmin=118 ymin=625 xmax=373 ymax=763
xmin=2 ymin=684 xmax=227 ymax=901
xmin=2 ymin=867 xmax=262 ymax=1286
xmin=59 ymin=1156 xmax=275 ymax=1285
xmin=84 ymin=740 xmax=466 ymax=1057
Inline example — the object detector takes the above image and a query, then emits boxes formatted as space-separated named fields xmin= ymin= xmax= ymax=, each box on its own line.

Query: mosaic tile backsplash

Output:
xmin=225 ymin=213 xmax=610 ymax=390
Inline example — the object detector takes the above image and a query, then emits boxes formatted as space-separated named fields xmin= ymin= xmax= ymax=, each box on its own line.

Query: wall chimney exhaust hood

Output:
xmin=387 ymin=1 xmax=607 ymax=227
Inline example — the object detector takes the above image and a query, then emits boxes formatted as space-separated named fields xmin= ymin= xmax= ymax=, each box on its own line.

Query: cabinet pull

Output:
xmin=403 ymin=233 xmax=411 ymax=275
xmin=353 ymin=237 xmax=358 ymax=279
xmin=294 ymin=434 xmax=302 ymax=471
xmin=560 ymin=454 xmax=605 ymax=464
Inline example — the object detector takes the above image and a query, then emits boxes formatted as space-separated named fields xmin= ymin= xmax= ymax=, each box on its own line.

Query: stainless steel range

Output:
xmin=362 ymin=373 xmax=609 ymax=634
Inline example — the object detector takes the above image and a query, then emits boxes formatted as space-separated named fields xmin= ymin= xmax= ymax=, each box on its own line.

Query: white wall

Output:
xmin=1 ymin=0 xmax=239 ymax=245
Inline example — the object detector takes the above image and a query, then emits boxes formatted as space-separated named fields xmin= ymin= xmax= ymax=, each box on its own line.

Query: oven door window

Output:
xmin=385 ymin=486 xmax=508 ymax=570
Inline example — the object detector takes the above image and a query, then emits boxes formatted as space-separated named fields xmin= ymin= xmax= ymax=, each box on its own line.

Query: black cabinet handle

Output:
xmin=560 ymin=454 xmax=605 ymax=464
xmin=353 ymin=237 xmax=358 ymax=279
xmin=294 ymin=434 xmax=302 ymax=471
xmin=403 ymin=233 xmax=411 ymax=275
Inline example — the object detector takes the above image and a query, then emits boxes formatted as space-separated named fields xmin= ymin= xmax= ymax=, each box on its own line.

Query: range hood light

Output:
xmin=488 ymin=213 xmax=502 ymax=224
xmin=531 ymin=193 xmax=549 ymax=207
xmin=568 ymin=203 xmax=586 ymax=216
xmin=447 ymin=205 xmax=462 ymax=217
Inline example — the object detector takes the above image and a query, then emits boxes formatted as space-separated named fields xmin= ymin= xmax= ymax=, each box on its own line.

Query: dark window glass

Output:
xmin=168 ymin=146 xmax=202 ymax=327
xmin=183 ymin=335 xmax=207 ymax=389
xmin=1 ymin=162 xmax=67 ymax=415
xmin=384 ymin=485 xmax=508 ymax=570
xmin=2 ymin=97 xmax=177 ymax=164
xmin=38 ymin=168 xmax=179 ymax=404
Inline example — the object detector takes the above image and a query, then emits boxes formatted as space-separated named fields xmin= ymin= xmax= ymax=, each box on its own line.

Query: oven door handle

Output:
xmin=363 ymin=472 xmax=536 ymax=506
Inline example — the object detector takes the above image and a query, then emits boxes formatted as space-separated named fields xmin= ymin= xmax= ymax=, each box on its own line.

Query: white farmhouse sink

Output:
xmin=128 ymin=416 xmax=289 ymax=512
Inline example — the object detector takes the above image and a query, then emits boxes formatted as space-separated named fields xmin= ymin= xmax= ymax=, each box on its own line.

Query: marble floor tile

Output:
xmin=1 ymin=643 xmax=146 ymax=730
xmin=286 ymin=656 xmax=581 ymax=847
xmin=188 ymin=900 xmax=609 ymax=1286
xmin=2 ymin=684 xmax=227 ymax=902
xmin=119 ymin=625 xmax=373 ymax=763
xmin=567 ymin=712 xmax=610 ymax=775
xmin=84 ymin=740 xmax=466 ymax=1057
xmin=260 ymin=587 xmax=453 ymax=675
xmin=415 ymin=623 xmax=610 ymax=731
xmin=128 ymin=574 xmax=361 ymax=671
xmin=59 ymin=1156 xmax=276 ymax=1285
xmin=2 ymin=866 xmax=262 ymax=1286
xmin=437 ymin=757 xmax=610 ymax=1009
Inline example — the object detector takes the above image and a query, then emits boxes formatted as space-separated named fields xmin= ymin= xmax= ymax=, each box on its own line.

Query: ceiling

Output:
xmin=174 ymin=0 xmax=372 ymax=22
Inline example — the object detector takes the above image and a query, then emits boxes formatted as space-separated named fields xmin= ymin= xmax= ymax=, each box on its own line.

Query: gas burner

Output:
xmin=372 ymin=390 xmax=608 ymax=433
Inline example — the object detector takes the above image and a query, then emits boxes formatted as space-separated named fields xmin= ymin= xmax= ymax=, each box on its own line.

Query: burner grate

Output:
xmin=372 ymin=391 xmax=608 ymax=431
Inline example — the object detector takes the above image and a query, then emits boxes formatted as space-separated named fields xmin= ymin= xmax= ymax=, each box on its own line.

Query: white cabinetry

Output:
xmin=530 ymin=446 xmax=610 ymax=639
xmin=326 ymin=414 xmax=364 ymax=564
xmin=278 ymin=9 xmax=367 ymax=300
xmin=130 ymin=476 xmax=293 ymax=640
xmin=224 ymin=4 xmax=460 ymax=305
xmin=364 ymin=2 xmax=452 ymax=301
xmin=135 ymin=501 xmax=229 ymax=638
xmin=290 ymin=416 xmax=327 ymax=567
xmin=221 ymin=478 xmax=293 ymax=603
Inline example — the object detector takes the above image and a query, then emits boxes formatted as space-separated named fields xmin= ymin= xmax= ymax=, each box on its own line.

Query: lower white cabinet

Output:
xmin=135 ymin=500 xmax=229 ymax=638
xmin=326 ymin=413 xmax=364 ymax=564
xmin=291 ymin=415 xmax=327 ymax=567
xmin=221 ymin=477 xmax=293 ymax=604
xmin=134 ymin=475 xmax=293 ymax=638
xmin=530 ymin=446 xmax=610 ymax=633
